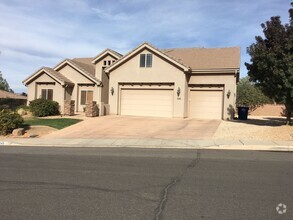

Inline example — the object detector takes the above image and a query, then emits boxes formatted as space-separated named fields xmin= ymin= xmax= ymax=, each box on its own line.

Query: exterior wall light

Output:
xmin=111 ymin=87 xmax=114 ymax=96
xmin=177 ymin=87 xmax=180 ymax=97
xmin=227 ymin=89 xmax=231 ymax=99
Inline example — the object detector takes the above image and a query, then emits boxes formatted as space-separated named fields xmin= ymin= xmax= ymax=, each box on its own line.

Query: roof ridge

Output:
xmin=105 ymin=42 xmax=190 ymax=72
xmin=163 ymin=46 xmax=241 ymax=50
xmin=92 ymin=48 xmax=123 ymax=64
xmin=54 ymin=59 xmax=101 ymax=85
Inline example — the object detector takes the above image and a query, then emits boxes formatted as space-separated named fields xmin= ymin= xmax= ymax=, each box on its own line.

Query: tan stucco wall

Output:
xmin=58 ymin=65 xmax=99 ymax=112
xmin=95 ymin=54 xmax=117 ymax=104
xmin=188 ymin=73 xmax=237 ymax=120
xmin=108 ymin=49 xmax=187 ymax=117
xmin=26 ymin=72 xmax=64 ymax=113
xmin=77 ymin=84 xmax=99 ymax=112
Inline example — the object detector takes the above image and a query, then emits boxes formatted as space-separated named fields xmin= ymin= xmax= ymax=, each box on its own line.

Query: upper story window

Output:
xmin=140 ymin=53 xmax=152 ymax=67
xmin=103 ymin=59 xmax=116 ymax=67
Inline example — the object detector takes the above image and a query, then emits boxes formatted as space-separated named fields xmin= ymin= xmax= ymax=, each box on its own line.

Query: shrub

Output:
xmin=29 ymin=99 xmax=60 ymax=117
xmin=236 ymin=77 xmax=273 ymax=111
xmin=0 ymin=109 xmax=24 ymax=135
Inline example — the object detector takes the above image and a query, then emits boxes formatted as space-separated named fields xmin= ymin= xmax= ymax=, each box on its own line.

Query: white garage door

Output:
xmin=120 ymin=89 xmax=173 ymax=117
xmin=189 ymin=90 xmax=223 ymax=119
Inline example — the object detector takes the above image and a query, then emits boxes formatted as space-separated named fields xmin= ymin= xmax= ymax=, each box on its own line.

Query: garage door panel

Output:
xmin=189 ymin=90 xmax=223 ymax=119
xmin=120 ymin=89 xmax=173 ymax=117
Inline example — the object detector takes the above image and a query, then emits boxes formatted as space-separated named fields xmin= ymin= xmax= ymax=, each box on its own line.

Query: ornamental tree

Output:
xmin=245 ymin=2 xmax=293 ymax=124
xmin=236 ymin=77 xmax=272 ymax=111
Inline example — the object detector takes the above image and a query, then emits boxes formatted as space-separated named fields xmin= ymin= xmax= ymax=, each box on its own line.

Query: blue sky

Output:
xmin=0 ymin=0 xmax=291 ymax=93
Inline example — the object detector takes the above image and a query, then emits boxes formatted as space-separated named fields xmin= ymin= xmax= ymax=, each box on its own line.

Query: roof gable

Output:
xmin=92 ymin=49 xmax=122 ymax=64
xmin=54 ymin=59 xmax=101 ymax=85
xmin=105 ymin=42 xmax=190 ymax=73
xmin=23 ymin=67 xmax=73 ymax=86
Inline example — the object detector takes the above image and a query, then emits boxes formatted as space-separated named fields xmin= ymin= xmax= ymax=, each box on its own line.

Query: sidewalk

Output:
xmin=1 ymin=138 xmax=292 ymax=152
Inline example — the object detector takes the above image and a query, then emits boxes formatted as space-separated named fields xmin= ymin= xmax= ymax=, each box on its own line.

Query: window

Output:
xmin=41 ymin=89 xmax=53 ymax=100
xmin=140 ymin=53 xmax=152 ymax=67
xmin=103 ymin=60 xmax=115 ymax=67
xmin=80 ymin=90 xmax=93 ymax=105
xmin=146 ymin=54 xmax=152 ymax=67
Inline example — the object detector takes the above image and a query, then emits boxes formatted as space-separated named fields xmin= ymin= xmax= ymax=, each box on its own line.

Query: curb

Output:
xmin=0 ymin=141 xmax=21 ymax=146
xmin=1 ymin=141 xmax=292 ymax=152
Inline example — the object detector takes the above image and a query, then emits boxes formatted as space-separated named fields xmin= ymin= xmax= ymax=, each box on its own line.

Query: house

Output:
xmin=0 ymin=90 xmax=27 ymax=109
xmin=23 ymin=42 xmax=240 ymax=120
xmin=23 ymin=49 xmax=122 ymax=113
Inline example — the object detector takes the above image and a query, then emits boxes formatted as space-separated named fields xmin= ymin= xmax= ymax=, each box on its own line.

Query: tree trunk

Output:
xmin=285 ymin=104 xmax=292 ymax=125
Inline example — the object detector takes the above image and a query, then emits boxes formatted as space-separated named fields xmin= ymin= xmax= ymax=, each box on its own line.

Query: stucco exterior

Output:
xmin=188 ymin=73 xmax=237 ymax=120
xmin=109 ymin=49 xmax=187 ymax=118
xmin=57 ymin=65 xmax=99 ymax=112
xmin=106 ymin=43 xmax=240 ymax=120
xmin=23 ymin=42 xmax=240 ymax=120
xmin=26 ymin=72 xmax=65 ymax=112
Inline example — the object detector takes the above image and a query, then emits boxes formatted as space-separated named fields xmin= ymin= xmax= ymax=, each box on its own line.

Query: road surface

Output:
xmin=0 ymin=146 xmax=292 ymax=219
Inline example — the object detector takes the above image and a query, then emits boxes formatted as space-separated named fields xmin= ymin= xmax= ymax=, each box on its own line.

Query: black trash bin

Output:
xmin=237 ymin=107 xmax=249 ymax=120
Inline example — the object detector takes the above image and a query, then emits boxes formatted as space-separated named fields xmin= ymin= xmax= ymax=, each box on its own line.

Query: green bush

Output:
xmin=29 ymin=99 xmax=60 ymax=117
xmin=0 ymin=109 xmax=24 ymax=135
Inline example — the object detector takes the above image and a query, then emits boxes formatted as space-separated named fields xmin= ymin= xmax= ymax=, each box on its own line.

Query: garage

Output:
xmin=189 ymin=89 xmax=223 ymax=119
xmin=120 ymin=88 xmax=173 ymax=117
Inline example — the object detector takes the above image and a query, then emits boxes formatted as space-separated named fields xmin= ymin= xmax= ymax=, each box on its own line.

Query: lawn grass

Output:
xmin=23 ymin=118 xmax=82 ymax=130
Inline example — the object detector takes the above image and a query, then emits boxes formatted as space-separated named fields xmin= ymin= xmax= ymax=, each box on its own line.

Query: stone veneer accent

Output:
xmin=86 ymin=101 xmax=98 ymax=117
xmin=64 ymin=100 xmax=75 ymax=116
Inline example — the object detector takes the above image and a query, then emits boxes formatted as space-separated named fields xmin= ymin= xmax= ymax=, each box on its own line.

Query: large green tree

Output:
xmin=245 ymin=2 xmax=293 ymax=124
xmin=0 ymin=72 xmax=13 ymax=93
xmin=237 ymin=77 xmax=272 ymax=111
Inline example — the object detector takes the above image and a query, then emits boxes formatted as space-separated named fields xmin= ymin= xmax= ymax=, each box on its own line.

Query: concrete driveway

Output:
xmin=44 ymin=116 xmax=221 ymax=139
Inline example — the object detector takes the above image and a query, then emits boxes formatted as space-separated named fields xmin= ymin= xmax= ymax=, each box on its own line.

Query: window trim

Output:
xmin=41 ymin=89 xmax=53 ymax=100
xmin=140 ymin=53 xmax=152 ymax=68
xmin=80 ymin=90 xmax=94 ymax=105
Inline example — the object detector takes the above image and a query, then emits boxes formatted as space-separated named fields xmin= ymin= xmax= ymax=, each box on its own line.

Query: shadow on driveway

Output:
xmin=231 ymin=117 xmax=288 ymax=127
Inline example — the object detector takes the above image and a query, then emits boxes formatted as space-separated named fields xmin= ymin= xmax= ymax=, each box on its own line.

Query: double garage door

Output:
xmin=119 ymin=88 xmax=223 ymax=119
xmin=189 ymin=90 xmax=223 ymax=119
xmin=120 ymin=88 xmax=173 ymax=117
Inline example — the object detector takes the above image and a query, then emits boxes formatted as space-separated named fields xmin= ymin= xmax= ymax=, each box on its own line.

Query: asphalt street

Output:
xmin=0 ymin=146 xmax=292 ymax=220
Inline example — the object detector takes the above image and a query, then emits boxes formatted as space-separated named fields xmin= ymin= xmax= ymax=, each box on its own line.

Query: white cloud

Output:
xmin=0 ymin=0 xmax=292 ymax=92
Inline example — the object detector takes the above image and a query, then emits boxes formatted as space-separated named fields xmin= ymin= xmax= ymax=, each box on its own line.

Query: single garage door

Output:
xmin=120 ymin=89 xmax=173 ymax=117
xmin=189 ymin=90 xmax=223 ymax=119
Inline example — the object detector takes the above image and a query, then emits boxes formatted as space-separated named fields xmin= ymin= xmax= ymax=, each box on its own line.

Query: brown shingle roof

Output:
xmin=0 ymin=90 xmax=27 ymax=100
xmin=71 ymin=58 xmax=95 ymax=76
xmin=23 ymin=67 xmax=73 ymax=86
xmin=42 ymin=67 xmax=73 ymax=85
xmin=162 ymin=47 xmax=240 ymax=70
xmin=56 ymin=59 xmax=100 ymax=84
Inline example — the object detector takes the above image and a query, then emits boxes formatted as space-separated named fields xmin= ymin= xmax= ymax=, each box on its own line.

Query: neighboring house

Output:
xmin=0 ymin=90 xmax=27 ymax=100
xmin=23 ymin=42 xmax=240 ymax=120
xmin=0 ymin=90 xmax=27 ymax=109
